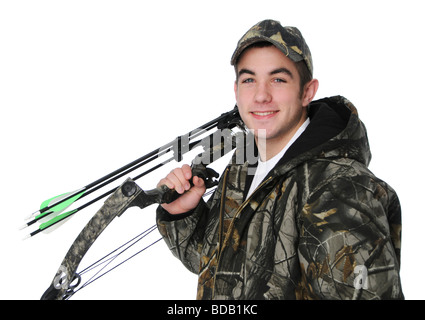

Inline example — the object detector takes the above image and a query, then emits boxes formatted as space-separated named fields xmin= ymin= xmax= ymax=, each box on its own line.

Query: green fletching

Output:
xmin=39 ymin=209 xmax=78 ymax=231
xmin=40 ymin=193 xmax=69 ymax=210
xmin=38 ymin=191 xmax=86 ymax=216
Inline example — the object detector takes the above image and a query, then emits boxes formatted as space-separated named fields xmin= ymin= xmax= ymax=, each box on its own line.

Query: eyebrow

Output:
xmin=270 ymin=67 xmax=294 ymax=79
xmin=238 ymin=68 xmax=255 ymax=78
xmin=238 ymin=67 xmax=294 ymax=79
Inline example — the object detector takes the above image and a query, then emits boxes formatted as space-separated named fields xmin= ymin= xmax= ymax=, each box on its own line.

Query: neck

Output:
xmin=255 ymin=116 xmax=309 ymax=161
xmin=255 ymin=136 xmax=289 ymax=161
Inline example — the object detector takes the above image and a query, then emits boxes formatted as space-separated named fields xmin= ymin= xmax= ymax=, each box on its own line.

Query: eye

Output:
xmin=273 ymin=78 xmax=287 ymax=83
xmin=241 ymin=78 xmax=254 ymax=84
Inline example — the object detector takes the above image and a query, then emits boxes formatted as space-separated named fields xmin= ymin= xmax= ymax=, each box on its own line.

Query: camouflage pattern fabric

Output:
xmin=157 ymin=96 xmax=404 ymax=300
xmin=230 ymin=19 xmax=313 ymax=75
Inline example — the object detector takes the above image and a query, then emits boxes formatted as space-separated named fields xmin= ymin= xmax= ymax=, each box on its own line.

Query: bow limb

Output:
xmin=40 ymin=177 xmax=144 ymax=300
xmin=40 ymin=163 xmax=219 ymax=299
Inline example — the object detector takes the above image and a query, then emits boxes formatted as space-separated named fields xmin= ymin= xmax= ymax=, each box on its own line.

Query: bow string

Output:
xmin=24 ymin=106 xmax=244 ymax=300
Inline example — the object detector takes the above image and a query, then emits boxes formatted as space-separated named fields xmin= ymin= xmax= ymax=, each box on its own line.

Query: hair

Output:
xmin=234 ymin=41 xmax=312 ymax=97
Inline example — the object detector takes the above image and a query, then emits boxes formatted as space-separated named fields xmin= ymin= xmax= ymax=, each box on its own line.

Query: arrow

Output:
xmin=23 ymin=107 xmax=242 ymax=237
xmin=23 ymin=130 xmax=229 ymax=239
xmin=23 ymin=152 xmax=179 ymax=238
xmin=24 ymin=209 xmax=78 ymax=239
xmin=22 ymin=189 xmax=86 ymax=229
xmin=26 ymin=189 xmax=85 ymax=219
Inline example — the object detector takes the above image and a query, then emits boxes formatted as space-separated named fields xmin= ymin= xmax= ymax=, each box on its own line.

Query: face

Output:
xmin=234 ymin=45 xmax=317 ymax=158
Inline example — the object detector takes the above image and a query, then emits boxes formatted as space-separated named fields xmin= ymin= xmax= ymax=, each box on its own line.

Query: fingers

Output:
xmin=158 ymin=164 xmax=207 ymax=215
xmin=158 ymin=164 xmax=193 ymax=194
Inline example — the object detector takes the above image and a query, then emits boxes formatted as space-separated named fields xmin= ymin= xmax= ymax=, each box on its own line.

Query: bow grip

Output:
xmin=141 ymin=163 xmax=219 ymax=205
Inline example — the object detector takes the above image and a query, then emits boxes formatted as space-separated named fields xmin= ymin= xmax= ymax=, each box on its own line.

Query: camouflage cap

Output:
xmin=231 ymin=19 xmax=313 ymax=75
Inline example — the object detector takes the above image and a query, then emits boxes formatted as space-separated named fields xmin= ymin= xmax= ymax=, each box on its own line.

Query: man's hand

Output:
xmin=158 ymin=164 xmax=206 ymax=214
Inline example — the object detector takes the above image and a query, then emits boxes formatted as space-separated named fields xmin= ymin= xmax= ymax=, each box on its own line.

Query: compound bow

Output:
xmin=27 ymin=106 xmax=244 ymax=300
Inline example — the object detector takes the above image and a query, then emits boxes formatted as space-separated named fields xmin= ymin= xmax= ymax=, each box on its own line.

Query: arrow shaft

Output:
xmin=33 ymin=107 xmax=239 ymax=217
xmin=27 ymin=154 xmax=176 ymax=236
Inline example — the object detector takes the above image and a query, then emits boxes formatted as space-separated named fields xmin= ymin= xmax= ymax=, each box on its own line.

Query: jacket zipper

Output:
xmin=212 ymin=169 xmax=272 ymax=298
xmin=217 ymin=167 xmax=229 ymax=254
xmin=212 ymin=166 xmax=229 ymax=299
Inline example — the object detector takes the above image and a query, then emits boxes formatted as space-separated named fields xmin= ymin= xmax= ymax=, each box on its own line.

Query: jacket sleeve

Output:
xmin=156 ymin=199 xmax=210 ymax=274
xmin=296 ymin=174 xmax=404 ymax=300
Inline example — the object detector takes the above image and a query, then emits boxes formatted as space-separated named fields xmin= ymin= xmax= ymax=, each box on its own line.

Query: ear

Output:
xmin=301 ymin=79 xmax=319 ymax=107
xmin=234 ymin=81 xmax=238 ymax=99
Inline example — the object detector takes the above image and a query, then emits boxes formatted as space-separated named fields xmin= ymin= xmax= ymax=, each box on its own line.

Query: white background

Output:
xmin=1 ymin=0 xmax=423 ymax=300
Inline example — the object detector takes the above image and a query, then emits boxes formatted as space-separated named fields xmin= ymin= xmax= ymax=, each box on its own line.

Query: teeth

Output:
xmin=252 ymin=111 xmax=276 ymax=116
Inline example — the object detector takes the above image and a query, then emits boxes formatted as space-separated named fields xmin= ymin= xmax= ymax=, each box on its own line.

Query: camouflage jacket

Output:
xmin=156 ymin=96 xmax=404 ymax=300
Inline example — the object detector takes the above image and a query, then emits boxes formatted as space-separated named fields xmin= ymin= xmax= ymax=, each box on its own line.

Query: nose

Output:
xmin=254 ymin=82 xmax=272 ymax=104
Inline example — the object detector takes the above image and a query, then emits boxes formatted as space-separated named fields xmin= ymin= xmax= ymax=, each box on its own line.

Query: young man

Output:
xmin=156 ymin=20 xmax=404 ymax=299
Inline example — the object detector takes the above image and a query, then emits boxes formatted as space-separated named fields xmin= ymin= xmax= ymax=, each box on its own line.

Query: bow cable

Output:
xmin=60 ymin=188 xmax=216 ymax=299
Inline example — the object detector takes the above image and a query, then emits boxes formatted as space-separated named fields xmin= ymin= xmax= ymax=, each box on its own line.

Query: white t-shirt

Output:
xmin=246 ymin=118 xmax=310 ymax=199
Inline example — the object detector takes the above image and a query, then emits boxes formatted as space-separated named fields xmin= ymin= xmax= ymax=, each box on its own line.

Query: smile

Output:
xmin=252 ymin=111 xmax=276 ymax=116
xmin=251 ymin=111 xmax=278 ymax=119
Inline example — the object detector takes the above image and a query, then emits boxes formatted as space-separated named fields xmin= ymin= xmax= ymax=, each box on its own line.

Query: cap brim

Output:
xmin=230 ymin=36 xmax=304 ymax=66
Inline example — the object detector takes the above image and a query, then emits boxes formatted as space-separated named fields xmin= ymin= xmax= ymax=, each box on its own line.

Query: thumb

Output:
xmin=191 ymin=175 xmax=206 ymax=194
